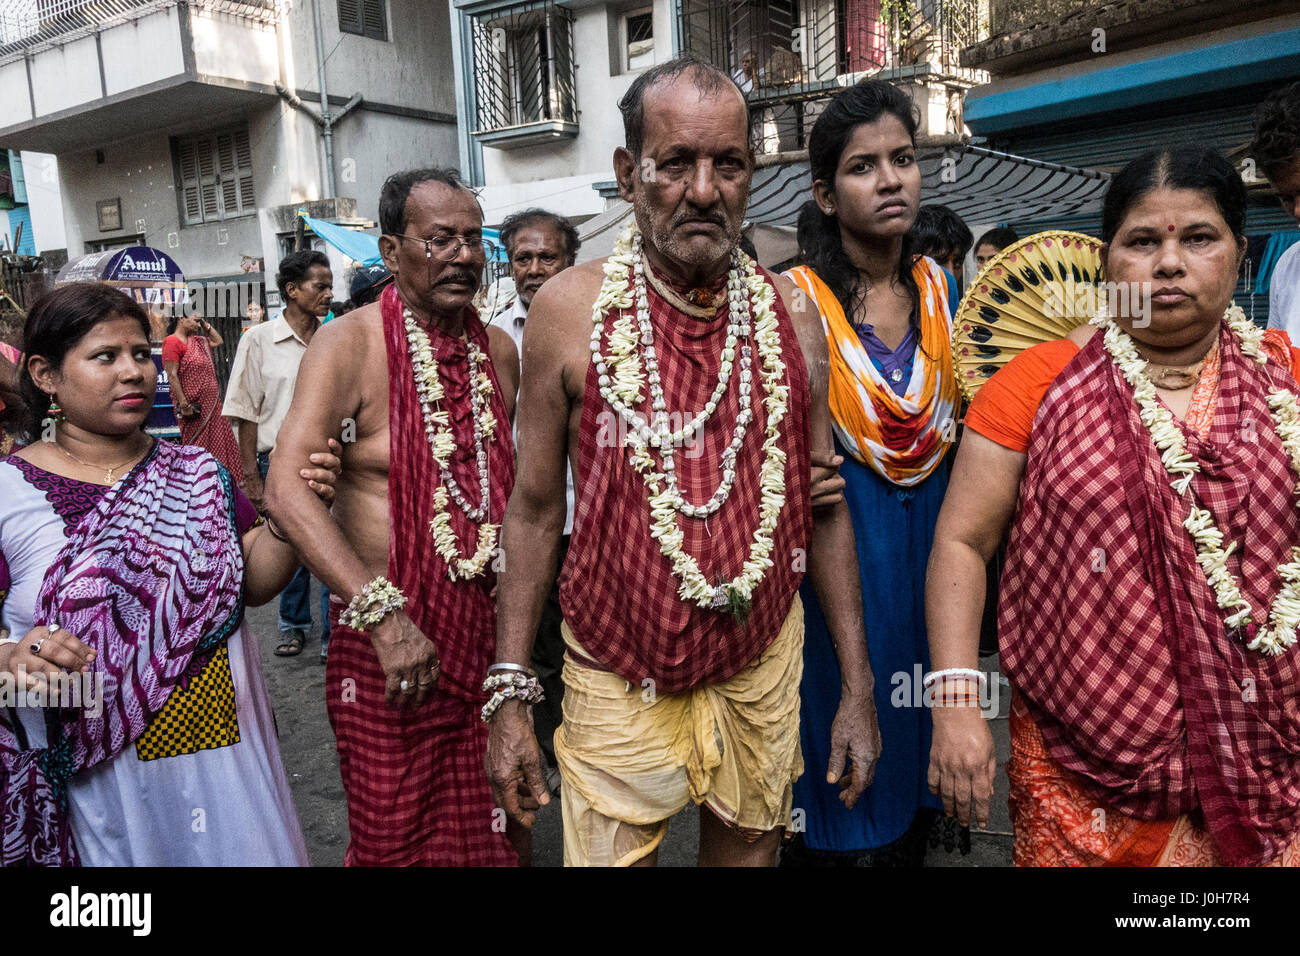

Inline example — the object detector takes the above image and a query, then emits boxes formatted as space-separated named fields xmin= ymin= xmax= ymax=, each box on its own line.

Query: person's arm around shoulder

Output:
xmin=263 ymin=310 xmax=441 ymax=708
xmin=486 ymin=263 xmax=601 ymax=826
xmin=485 ymin=324 xmax=519 ymax=425
xmin=775 ymin=270 xmax=881 ymax=809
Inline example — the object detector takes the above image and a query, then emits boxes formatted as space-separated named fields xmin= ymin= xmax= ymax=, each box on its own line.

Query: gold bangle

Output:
xmin=264 ymin=515 xmax=291 ymax=543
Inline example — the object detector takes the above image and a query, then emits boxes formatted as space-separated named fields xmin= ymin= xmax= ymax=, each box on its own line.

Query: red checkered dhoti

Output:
xmin=326 ymin=616 xmax=515 ymax=867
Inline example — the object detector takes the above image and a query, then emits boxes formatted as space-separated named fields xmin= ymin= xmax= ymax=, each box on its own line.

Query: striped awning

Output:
xmin=746 ymin=143 xmax=1111 ymax=227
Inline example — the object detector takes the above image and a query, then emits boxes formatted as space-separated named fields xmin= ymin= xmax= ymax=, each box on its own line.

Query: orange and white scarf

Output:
xmin=785 ymin=258 xmax=958 ymax=486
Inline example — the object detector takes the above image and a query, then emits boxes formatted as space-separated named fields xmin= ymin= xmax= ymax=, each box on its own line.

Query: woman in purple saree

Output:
xmin=0 ymin=284 xmax=339 ymax=866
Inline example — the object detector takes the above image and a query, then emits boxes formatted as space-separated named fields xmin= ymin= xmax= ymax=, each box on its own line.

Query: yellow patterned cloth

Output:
xmin=135 ymin=644 xmax=241 ymax=761
xmin=555 ymin=598 xmax=804 ymax=866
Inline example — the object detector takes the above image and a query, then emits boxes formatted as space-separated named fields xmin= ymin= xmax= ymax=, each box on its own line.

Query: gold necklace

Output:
xmin=55 ymin=440 xmax=147 ymax=484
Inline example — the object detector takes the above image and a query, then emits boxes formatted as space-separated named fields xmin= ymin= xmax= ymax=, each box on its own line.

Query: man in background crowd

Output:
xmin=349 ymin=264 xmax=393 ymax=311
xmin=495 ymin=207 xmax=579 ymax=789
xmin=225 ymin=249 xmax=335 ymax=660
xmin=912 ymin=204 xmax=972 ymax=306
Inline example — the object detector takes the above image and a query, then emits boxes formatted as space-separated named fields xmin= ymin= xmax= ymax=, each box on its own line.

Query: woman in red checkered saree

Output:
xmin=925 ymin=146 xmax=1300 ymax=866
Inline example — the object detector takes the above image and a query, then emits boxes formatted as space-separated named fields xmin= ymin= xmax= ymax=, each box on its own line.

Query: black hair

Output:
xmin=618 ymin=54 xmax=750 ymax=156
xmin=379 ymin=167 xmax=470 ymax=236
xmin=800 ymin=79 xmax=923 ymax=332
xmin=912 ymin=205 xmax=973 ymax=263
xmin=1249 ymin=81 xmax=1300 ymax=178
xmin=1101 ymin=145 xmax=1247 ymax=244
xmin=498 ymin=208 xmax=581 ymax=263
xmin=975 ymin=226 xmax=1019 ymax=253
xmin=275 ymin=249 xmax=331 ymax=298
xmin=166 ymin=312 xmax=180 ymax=336
xmin=18 ymin=283 xmax=152 ymax=441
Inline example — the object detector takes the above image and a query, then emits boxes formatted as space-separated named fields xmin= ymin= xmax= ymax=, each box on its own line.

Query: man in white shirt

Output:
xmin=494 ymin=208 xmax=579 ymax=785
xmin=1253 ymin=82 xmax=1300 ymax=337
xmin=224 ymin=249 xmax=334 ymax=659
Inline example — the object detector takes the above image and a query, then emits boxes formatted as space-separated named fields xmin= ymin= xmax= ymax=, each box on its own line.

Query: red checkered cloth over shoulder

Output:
xmin=999 ymin=322 xmax=1300 ymax=866
xmin=559 ymin=262 xmax=812 ymax=695
xmin=381 ymin=284 xmax=516 ymax=703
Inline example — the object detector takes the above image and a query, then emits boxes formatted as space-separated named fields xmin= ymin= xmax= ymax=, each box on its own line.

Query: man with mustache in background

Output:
xmin=264 ymin=168 xmax=524 ymax=865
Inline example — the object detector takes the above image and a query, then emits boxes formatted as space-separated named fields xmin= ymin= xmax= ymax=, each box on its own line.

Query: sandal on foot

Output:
xmin=274 ymin=630 xmax=306 ymax=657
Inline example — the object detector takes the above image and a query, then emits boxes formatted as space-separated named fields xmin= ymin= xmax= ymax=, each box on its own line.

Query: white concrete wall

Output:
xmin=284 ymin=0 xmax=458 ymax=116
xmin=188 ymin=8 xmax=280 ymax=85
xmin=331 ymin=108 xmax=461 ymax=220
xmin=0 ymin=61 xmax=33 ymax=125
xmin=28 ymin=35 xmax=105 ymax=116
xmin=99 ymin=7 xmax=187 ymax=96
xmin=476 ymin=0 xmax=676 ymax=222
xmin=18 ymin=151 xmax=67 ymax=253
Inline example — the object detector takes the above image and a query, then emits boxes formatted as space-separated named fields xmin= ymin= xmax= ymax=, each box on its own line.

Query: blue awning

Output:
xmin=965 ymin=28 xmax=1300 ymax=136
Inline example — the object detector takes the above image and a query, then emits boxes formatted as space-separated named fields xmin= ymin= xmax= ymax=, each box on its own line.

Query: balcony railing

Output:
xmin=0 ymin=0 xmax=283 ymax=65
xmin=469 ymin=0 xmax=579 ymax=144
xmin=679 ymin=0 xmax=989 ymax=113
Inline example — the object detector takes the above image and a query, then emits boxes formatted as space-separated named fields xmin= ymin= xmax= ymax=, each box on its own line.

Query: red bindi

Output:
xmin=1168 ymin=224 xmax=1176 ymax=231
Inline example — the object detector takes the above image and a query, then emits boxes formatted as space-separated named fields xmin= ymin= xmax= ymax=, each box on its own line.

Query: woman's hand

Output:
xmin=927 ymin=707 xmax=997 ymax=828
xmin=2 ymin=625 xmax=96 ymax=690
xmin=299 ymin=438 xmax=343 ymax=505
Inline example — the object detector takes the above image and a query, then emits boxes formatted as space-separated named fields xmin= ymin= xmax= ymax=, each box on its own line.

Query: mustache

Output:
xmin=672 ymin=211 xmax=727 ymax=228
xmin=436 ymin=270 xmax=479 ymax=287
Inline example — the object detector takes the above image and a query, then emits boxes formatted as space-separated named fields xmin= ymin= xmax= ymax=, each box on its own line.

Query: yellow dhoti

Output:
xmin=554 ymin=597 xmax=804 ymax=866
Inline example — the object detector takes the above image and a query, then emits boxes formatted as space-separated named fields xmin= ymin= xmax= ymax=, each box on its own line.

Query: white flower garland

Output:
xmin=404 ymin=307 xmax=499 ymax=581
xmin=1094 ymin=303 xmax=1300 ymax=656
xmin=590 ymin=223 xmax=789 ymax=617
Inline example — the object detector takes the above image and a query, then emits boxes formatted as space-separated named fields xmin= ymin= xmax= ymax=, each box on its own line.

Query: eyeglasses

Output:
xmin=395 ymin=233 xmax=497 ymax=262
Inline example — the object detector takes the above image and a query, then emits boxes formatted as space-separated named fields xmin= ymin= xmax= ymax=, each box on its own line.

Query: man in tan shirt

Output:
xmin=224 ymin=249 xmax=334 ymax=657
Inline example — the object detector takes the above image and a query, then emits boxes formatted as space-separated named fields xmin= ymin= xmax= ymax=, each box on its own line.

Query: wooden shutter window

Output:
xmin=362 ymin=0 xmax=386 ymax=40
xmin=174 ymin=127 xmax=256 ymax=225
xmin=338 ymin=0 xmax=363 ymax=34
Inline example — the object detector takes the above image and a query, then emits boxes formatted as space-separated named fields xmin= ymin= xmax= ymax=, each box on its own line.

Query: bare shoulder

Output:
xmin=529 ymin=259 xmax=606 ymax=320
xmin=485 ymin=324 xmax=519 ymax=370
xmin=1065 ymin=322 xmax=1097 ymax=349
xmin=521 ymin=259 xmax=608 ymax=357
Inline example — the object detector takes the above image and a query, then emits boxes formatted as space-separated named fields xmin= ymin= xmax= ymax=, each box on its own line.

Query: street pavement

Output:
xmin=249 ymin=582 xmax=1013 ymax=867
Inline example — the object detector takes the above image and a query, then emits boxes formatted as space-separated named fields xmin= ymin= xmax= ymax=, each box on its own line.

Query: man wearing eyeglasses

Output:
xmin=494 ymin=209 xmax=580 ymax=793
xmin=265 ymin=167 xmax=523 ymax=866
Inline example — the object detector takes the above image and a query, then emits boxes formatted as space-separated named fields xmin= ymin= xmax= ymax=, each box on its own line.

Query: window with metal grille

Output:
xmin=470 ymin=1 xmax=578 ymax=134
xmin=173 ymin=128 xmax=256 ymax=226
xmin=626 ymin=10 xmax=654 ymax=71
xmin=339 ymin=0 xmax=387 ymax=41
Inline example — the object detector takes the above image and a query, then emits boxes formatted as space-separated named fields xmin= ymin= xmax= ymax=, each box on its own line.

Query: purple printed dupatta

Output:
xmin=0 ymin=440 xmax=245 ymax=865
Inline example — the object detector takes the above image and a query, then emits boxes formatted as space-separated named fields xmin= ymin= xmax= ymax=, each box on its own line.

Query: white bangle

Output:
xmin=488 ymin=662 xmax=536 ymax=677
xmin=922 ymin=667 xmax=987 ymax=690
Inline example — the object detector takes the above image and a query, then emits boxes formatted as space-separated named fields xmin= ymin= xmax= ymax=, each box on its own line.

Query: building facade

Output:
xmin=0 ymin=0 xmax=460 ymax=307
xmin=452 ymin=0 xmax=991 ymax=227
